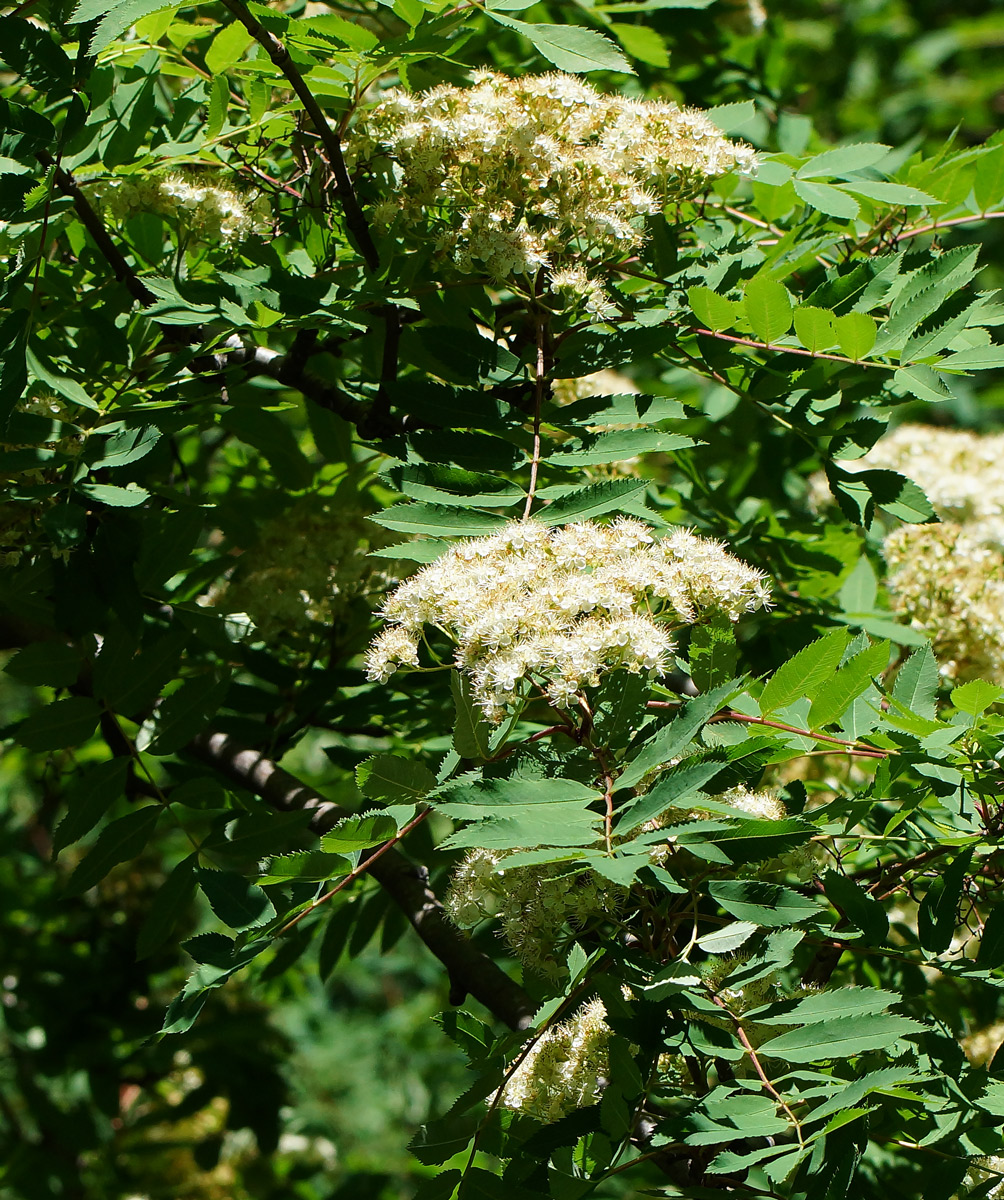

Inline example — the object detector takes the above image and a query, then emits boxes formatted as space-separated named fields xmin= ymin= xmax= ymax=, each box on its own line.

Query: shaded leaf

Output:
xmin=198 ymin=868 xmax=277 ymax=932
xmin=66 ymin=806 xmax=161 ymax=896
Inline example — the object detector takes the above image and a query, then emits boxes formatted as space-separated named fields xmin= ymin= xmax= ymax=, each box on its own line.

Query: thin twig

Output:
xmin=693 ymin=327 xmax=891 ymax=370
xmin=646 ymin=702 xmax=889 ymax=757
xmin=35 ymin=150 xmax=155 ymax=306
xmin=890 ymin=210 xmax=1004 ymax=244
xmin=522 ymin=312 xmax=547 ymax=519
xmin=277 ymin=807 xmax=431 ymax=934
xmin=709 ymin=994 xmax=804 ymax=1148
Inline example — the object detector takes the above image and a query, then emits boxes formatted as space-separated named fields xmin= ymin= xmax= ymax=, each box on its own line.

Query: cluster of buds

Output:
xmin=365 ymin=519 xmax=770 ymax=722
xmin=349 ymin=70 xmax=756 ymax=298
xmin=444 ymin=849 xmax=620 ymax=978
xmin=91 ymin=173 xmax=269 ymax=246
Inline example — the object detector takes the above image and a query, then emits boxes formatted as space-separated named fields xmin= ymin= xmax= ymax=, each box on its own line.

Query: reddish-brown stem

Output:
xmin=235 ymin=160 xmax=304 ymax=201
xmin=277 ymin=807 xmax=431 ymax=935
xmin=646 ymin=702 xmax=889 ymax=757
xmin=892 ymin=210 xmax=1004 ymax=244
xmin=693 ymin=327 xmax=891 ymax=370
xmin=709 ymin=994 xmax=804 ymax=1147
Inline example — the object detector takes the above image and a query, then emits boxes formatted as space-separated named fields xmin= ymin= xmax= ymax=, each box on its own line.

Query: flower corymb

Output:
xmin=348 ymin=71 xmax=757 ymax=291
xmin=365 ymin=519 xmax=770 ymax=721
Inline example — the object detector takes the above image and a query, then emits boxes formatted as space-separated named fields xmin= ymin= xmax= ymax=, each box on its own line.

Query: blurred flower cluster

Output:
xmin=349 ymin=70 xmax=756 ymax=296
xmin=444 ymin=848 xmax=621 ymax=977
xmin=365 ymin=518 xmax=770 ymax=721
xmin=846 ymin=425 xmax=1004 ymax=682
xmin=214 ymin=500 xmax=397 ymax=642
xmin=91 ymin=173 xmax=269 ymax=245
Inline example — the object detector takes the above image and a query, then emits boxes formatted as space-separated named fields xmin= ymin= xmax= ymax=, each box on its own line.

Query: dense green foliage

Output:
xmin=3 ymin=1 xmax=1004 ymax=1198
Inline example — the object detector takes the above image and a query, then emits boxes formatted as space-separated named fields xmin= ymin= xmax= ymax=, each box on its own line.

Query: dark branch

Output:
xmin=41 ymin=153 xmax=403 ymax=438
xmin=35 ymin=149 xmax=155 ymax=307
xmin=188 ymin=731 xmax=535 ymax=1030
xmin=217 ymin=0 xmax=379 ymax=272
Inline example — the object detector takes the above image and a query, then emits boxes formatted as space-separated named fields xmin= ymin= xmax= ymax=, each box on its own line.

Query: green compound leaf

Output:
xmin=759 ymin=629 xmax=850 ymax=715
xmin=743 ymin=276 xmax=793 ymax=345
xmin=938 ymin=344 xmax=1004 ymax=371
xmin=137 ymin=854 xmax=199 ymax=959
xmin=756 ymin=1014 xmax=921 ymax=1063
xmin=611 ymin=21 xmax=669 ymax=68
xmin=842 ymin=180 xmax=936 ymax=206
xmin=978 ymin=907 xmax=1004 ymax=969
xmin=832 ymin=311 xmax=877 ymax=360
xmin=321 ymin=814 xmax=399 ymax=853
xmin=807 ymin=638 xmax=889 ymax=730
xmin=951 ymin=679 xmax=1004 ymax=715
xmin=533 ymin=479 xmax=650 ymax=525
xmin=451 ymin=672 xmax=492 ymax=761
xmin=550 ymin=429 xmax=696 ymax=466
xmin=689 ymin=285 xmax=740 ymax=332
xmin=974 ymin=144 xmax=1004 ymax=212
xmin=487 ymin=14 xmax=633 ymax=74
xmin=370 ymin=503 xmax=508 ymax=537
xmin=52 ymin=759 xmax=129 ymax=855
xmin=893 ymin=364 xmax=955 ymax=404
xmin=892 ymin=645 xmax=939 ymax=720
xmin=17 ymin=696 xmax=102 ymax=750
xmin=258 ymin=851 xmax=352 ymax=885
xmin=4 ymin=641 xmax=82 ymax=688
xmin=0 ymin=309 xmax=31 ymax=426
xmin=86 ymin=0 xmax=182 ymax=55
xmin=823 ymin=870 xmax=889 ymax=944
xmin=708 ymin=879 xmax=822 ymax=926
xmin=796 ymin=143 xmax=891 ymax=178
xmin=918 ymin=847 xmax=973 ymax=953
xmin=357 ymin=755 xmax=436 ymax=802
xmin=619 ymin=680 xmax=742 ymax=789
xmin=204 ymin=20 xmax=254 ymax=74
xmin=793 ymin=179 xmax=860 ymax=219
xmin=750 ymin=986 xmax=899 ymax=1025
xmin=436 ymin=776 xmax=599 ymax=850
xmin=793 ymin=304 xmax=835 ymax=353
xmin=690 ymin=617 xmax=739 ymax=692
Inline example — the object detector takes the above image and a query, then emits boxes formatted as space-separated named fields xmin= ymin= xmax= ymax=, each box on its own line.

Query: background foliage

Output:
xmin=2 ymin=0 xmax=1004 ymax=1197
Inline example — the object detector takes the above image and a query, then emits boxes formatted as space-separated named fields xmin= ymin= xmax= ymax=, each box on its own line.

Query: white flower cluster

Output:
xmin=366 ymin=519 xmax=770 ymax=722
xmin=810 ymin=425 xmax=1004 ymax=683
xmin=92 ymin=174 xmax=269 ymax=245
xmin=495 ymin=998 xmax=612 ymax=1123
xmin=349 ymin=71 xmax=757 ymax=291
xmin=444 ymin=848 xmax=620 ymax=977
xmin=216 ymin=501 xmax=397 ymax=641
